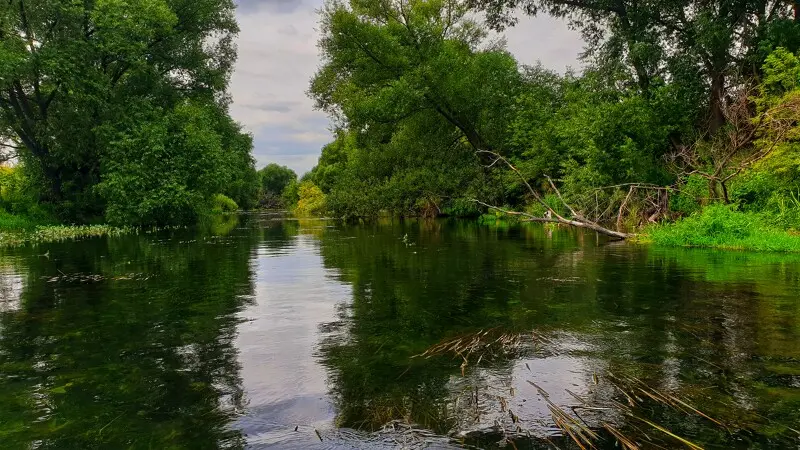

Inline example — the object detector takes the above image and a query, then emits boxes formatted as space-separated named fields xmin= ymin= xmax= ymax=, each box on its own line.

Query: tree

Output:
xmin=258 ymin=163 xmax=297 ymax=208
xmin=259 ymin=163 xmax=297 ymax=196
xmin=309 ymin=0 xmax=523 ymax=217
xmin=469 ymin=0 xmax=800 ymax=135
xmin=0 ymin=0 xmax=253 ymax=223
xmin=667 ymin=48 xmax=800 ymax=203
xmin=311 ymin=0 xmax=522 ymax=154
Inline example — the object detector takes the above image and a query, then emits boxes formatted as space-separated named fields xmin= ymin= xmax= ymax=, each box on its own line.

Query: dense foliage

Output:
xmin=0 ymin=0 xmax=259 ymax=225
xmin=257 ymin=163 xmax=297 ymax=208
xmin=305 ymin=0 xmax=800 ymax=240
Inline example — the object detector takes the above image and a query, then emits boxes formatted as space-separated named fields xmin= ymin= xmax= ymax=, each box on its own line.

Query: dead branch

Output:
xmin=474 ymin=150 xmax=632 ymax=240
xmin=617 ymin=186 xmax=636 ymax=231
xmin=471 ymin=200 xmax=560 ymax=223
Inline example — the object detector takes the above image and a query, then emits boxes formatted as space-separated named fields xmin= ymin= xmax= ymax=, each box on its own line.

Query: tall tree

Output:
xmin=0 ymin=0 xmax=250 ymax=222
xmin=470 ymin=0 xmax=800 ymax=134
xmin=311 ymin=0 xmax=521 ymax=155
xmin=309 ymin=0 xmax=523 ymax=216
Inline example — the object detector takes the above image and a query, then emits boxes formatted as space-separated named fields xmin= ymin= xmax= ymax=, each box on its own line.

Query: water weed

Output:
xmin=0 ymin=224 xmax=134 ymax=247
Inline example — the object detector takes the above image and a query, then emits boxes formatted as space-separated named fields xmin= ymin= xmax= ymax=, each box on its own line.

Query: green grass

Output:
xmin=641 ymin=204 xmax=800 ymax=252
xmin=0 ymin=209 xmax=44 ymax=230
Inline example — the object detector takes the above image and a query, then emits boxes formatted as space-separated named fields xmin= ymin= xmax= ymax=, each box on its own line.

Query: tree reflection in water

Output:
xmin=0 ymin=218 xmax=260 ymax=449
xmin=314 ymin=219 xmax=800 ymax=449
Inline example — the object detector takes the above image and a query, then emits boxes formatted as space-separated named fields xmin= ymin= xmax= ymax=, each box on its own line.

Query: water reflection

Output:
xmin=313 ymin=219 xmax=800 ymax=448
xmin=0 ymin=223 xmax=260 ymax=449
xmin=0 ymin=217 xmax=798 ymax=449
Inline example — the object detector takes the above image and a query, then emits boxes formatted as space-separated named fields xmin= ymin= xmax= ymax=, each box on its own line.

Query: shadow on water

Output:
xmin=0 ymin=215 xmax=798 ymax=449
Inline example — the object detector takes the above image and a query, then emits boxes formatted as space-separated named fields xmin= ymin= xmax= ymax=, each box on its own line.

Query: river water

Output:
xmin=0 ymin=214 xmax=798 ymax=449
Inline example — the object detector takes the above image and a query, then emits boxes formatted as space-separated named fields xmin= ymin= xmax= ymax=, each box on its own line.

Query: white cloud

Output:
xmin=230 ymin=1 xmax=583 ymax=176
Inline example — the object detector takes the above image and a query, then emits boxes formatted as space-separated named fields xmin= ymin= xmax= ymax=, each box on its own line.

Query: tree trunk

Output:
xmin=721 ymin=180 xmax=730 ymax=204
xmin=709 ymin=72 xmax=726 ymax=134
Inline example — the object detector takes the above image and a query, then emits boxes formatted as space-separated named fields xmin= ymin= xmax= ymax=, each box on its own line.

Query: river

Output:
xmin=0 ymin=214 xmax=798 ymax=449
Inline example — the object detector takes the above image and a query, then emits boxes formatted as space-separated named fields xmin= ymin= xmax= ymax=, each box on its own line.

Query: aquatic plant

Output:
xmin=0 ymin=224 xmax=134 ymax=247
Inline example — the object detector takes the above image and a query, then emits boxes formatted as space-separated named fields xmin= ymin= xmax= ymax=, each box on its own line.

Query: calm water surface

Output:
xmin=1 ymin=214 xmax=799 ymax=449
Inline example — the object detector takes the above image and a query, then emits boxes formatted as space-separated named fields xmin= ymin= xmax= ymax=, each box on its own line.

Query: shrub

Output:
xmin=442 ymin=198 xmax=481 ymax=218
xmin=210 ymin=194 xmax=239 ymax=214
xmin=669 ymin=174 xmax=707 ymax=216
xmin=0 ymin=165 xmax=36 ymax=214
xmin=281 ymin=179 xmax=300 ymax=210
xmin=0 ymin=209 xmax=38 ymax=230
xmin=730 ymin=171 xmax=784 ymax=210
xmin=295 ymin=181 xmax=326 ymax=217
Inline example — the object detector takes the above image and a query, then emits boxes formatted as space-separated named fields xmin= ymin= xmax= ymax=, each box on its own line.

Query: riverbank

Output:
xmin=0 ymin=223 xmax=134 ymax=247
xmin=5 ymin=206 xmax=800 ymax=252
xmin=0 ymin=209 xmax=248 ymax=247
xmin=639 ymin=204 xmax=800 ymax=252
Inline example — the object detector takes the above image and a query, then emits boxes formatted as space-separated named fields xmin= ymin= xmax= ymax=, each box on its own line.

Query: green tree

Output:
xmin=309 ymin=0 xmax=523 ymax=217
xmin=470 ymin=0 xmax=800 ymax=135
xmin=257 ymin=163 xmax=297 ymax=208
xmin=0 ymin=0 xmax=254 ymax=224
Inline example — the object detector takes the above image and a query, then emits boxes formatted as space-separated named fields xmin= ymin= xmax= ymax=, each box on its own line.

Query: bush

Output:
xmin=97 ymin=101 xmax=252 ymax=226
xmin=0 ymin=209 xmax=39 ymax=230
xmin=730 ymin=171 xmax=784 ymax=210
xmin=281 ymin=179 xmax=300 ymax=210
xmin=295 ymin=181 xmax=326 ymax=217
xmin=669 ymin=174 xmax=707 ymax=216
xmin=0 ymin=165 xmax=36 ymax=214
xmin=441 ymin=198 xmax=481 ymax=218
xmin=210 ymin=194 xmax=239 ymax=214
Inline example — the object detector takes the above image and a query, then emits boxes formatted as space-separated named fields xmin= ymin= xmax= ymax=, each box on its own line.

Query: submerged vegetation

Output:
xmin=314 ymin=220 xmax=800 ymax=448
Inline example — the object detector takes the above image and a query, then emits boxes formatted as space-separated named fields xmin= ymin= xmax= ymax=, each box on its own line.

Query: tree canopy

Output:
xmin=0 ymin=0 xmax=257 ymax=224
xmin=305 ymin=0 xmax=800 ymax=231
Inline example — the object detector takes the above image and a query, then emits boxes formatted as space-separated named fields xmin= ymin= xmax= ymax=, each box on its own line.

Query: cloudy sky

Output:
xmin=230 ymin=0 xmax=584 ymax=176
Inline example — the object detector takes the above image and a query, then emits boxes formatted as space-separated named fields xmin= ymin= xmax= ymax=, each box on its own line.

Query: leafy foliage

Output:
xmin=257 ymin=163 xmax=297 ymax=208
xmin=304 ymin=0 xmax=800 ymax=245
xmin=295 ymin=181 xmax=327 ymax=217
xmin=307 ymin=0 xmax=521 ymax=218
xmin=0 ymin=0 xmax=258 ymax=225
xmin=210 ymin=194 xmax=239 ymax=214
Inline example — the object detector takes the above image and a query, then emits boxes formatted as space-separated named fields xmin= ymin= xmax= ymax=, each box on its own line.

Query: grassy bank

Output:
xmin=639 ymin=205 xmax=800 ymax=252
xmin=0 ymin=210 xmax=133 ymax=247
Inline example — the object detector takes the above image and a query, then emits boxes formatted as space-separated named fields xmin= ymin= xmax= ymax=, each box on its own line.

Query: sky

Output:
xmin=230 ymin=0 xmax=585 ymax=176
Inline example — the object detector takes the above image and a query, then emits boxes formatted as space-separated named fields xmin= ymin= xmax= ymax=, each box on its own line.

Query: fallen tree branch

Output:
xmin=471 ymin=200 xmax=560 ymax=223
xmin=474 ymin=150 xmax=633 ymax=240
